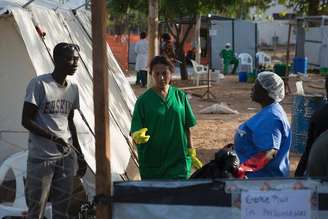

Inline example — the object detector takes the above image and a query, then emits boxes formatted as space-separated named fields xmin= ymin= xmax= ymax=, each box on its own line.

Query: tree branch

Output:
xmin=165 ymin=19 xmax=176 ymax=39
xmin=181 ymin=15 xmax=196 ymax=45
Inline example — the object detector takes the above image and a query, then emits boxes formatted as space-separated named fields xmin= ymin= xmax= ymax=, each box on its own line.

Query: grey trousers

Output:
xmin=26 ymin=153 xmax=76 ymax=219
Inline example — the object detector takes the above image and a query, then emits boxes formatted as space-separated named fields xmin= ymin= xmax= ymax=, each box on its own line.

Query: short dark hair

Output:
xmin=149 ymin=56 xmax=175 ymax=74
xmin=161 ymin=33 xmax=171 ymax=42
xmin=53 ymin=42 xmax=80 ymax=62
xmin=140 ymin=32 xmax=147 ymax=39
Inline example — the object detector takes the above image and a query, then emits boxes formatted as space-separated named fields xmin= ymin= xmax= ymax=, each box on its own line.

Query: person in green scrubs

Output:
xmin=130 ymin=56 xmax=203 ymax=179
xmin=220 ymin=43 xmax=239 ymax=75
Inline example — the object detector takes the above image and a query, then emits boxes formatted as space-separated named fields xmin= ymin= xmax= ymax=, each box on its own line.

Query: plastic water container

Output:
xmin=239 ymin=64 xmax=252 ymax=73
xmin=238 ymin=72 xmax=247 ymax=82
xmin=293 ymin=57 xmax=308 ymax=74
xmin=291 ymin=95 xmax=326 ymax=153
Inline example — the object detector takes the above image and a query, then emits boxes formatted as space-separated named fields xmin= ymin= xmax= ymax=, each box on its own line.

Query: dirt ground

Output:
xmin=132 ymin=73 xmax=326 ymax=176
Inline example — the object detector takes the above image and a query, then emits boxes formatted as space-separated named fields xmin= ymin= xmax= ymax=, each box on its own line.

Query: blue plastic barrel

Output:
xmin=238 ymin=72 xmax=247 ymax=82
xmin=291 ymin=95 xmax=326 ymax=153
xmin=293 ymin=57 xmax=308 ymax=74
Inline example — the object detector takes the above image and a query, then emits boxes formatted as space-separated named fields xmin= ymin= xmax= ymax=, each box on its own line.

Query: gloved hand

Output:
xmin=76 ymin=155 xmax=87 ymax=178
xmin=188 ymin=148 xmax=203 ymax=170
xmin=233 ymin=151 xmax=270 ymax=179
xmin=132 ymin=128 xmax=150 ymax=144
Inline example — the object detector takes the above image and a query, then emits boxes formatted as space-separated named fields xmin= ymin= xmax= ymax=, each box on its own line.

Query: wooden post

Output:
xmin=147 ymin=0 xmax=159 ymax=88
xmin=91 ymin=0 xmax=111 ymax=218
xmin=285 ymin=21 xmax=292 ymax=94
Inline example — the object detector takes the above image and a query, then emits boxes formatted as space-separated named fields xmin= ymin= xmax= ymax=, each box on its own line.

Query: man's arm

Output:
xmin=68 ymin=110 xmax=82 ymax=154
xmin=69 ymin=110 xmax=87 ymax=177
xmin=22 ymin=102 xmax=54 ymax=140
xmin=22 ymin=102 xmax=67 ymax=145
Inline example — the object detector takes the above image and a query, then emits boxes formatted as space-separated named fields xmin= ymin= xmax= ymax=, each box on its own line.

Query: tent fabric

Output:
xmin=0 ymin=0 xmax=85 ymax=10
xmin=74 ymin=9 xmax=137 ymax=114
xmin=0 ymin=3 xmax=139 ymax=190
xmin=0 ymin=12 xmax=35 ymax=165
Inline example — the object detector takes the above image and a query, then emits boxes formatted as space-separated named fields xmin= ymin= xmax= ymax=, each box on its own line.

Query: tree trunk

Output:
xmin=165 ymin=17 xmax=195 ymax=80
xmin=147 ymin=0 xmax=159 ymax=88
xmin=176 ymin=46 xmax=188 ymax=80
xmin=179 ymin=62 xmax=188 ymax=80
xmin=195 ymin=15 xmax=201 ymax=63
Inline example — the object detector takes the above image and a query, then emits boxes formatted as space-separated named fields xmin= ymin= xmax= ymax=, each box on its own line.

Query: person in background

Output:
xmin=185 ymin=47 xmax=196 ymax=66
xmin=233 ymin=72 xmax=291 ymax=178
xmin=306 ymin=129 xmax=328 ymax=177
xmin=134 ymin=31 xmax=148 ymax=87
xmin=295 ymin=77 xmax=328 ymax=176
xmin=200 ymin=36 xmax=207 ymax=57
xmin=130 ymin=56 xmax=202 ymax=179
xmin=220 ymin=43 xmax=239 ymax=75
xmin=160 ymin=33 xmax=176 ymax=62
xmin=21 ymin=43 xmax=87 ymax=219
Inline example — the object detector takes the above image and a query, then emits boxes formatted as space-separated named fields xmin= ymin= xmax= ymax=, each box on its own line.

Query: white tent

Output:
xmin=0 ymin=0 xmax=140 ymax=199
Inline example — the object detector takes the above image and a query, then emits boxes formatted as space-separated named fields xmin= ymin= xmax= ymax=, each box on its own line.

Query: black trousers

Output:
xmin=138 ymin=70 xmax=147 ymax=87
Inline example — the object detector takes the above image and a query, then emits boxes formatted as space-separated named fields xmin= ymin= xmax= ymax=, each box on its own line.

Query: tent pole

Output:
xmin=285 ymin=21 xmax=292 ymax=95
xmin=22 ymin=0 xmax=35 ymax=8
xmin=91 ymin=0 xmax=112 ymax=218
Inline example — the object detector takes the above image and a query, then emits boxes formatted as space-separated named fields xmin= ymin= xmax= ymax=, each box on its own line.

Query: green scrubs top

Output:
xmin=130 ymin=86 xmax=197 ymax=179
xmin=220 ymin=49 xmax=236 ymax=64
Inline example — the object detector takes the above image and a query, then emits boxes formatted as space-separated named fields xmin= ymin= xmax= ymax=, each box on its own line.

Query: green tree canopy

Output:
xmin=278 ymin=0 xmax=328 ymax=16
xmin=107 ymin=0 xmax=274 ymax=79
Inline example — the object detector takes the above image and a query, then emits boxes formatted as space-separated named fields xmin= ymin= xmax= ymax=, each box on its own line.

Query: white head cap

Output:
xmin=257 ymin=71 xmax=285 ymax=102
xmin=225 ymin=43 xmax=231 ymax=48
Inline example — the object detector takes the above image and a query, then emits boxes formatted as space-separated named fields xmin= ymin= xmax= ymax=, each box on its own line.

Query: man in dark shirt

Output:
xmin=295 ymin=77 xmax=328 ymax=176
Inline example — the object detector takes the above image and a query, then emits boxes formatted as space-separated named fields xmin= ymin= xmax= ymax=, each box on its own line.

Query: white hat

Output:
xmin=257 ymin=71 xmax=285 ymax=102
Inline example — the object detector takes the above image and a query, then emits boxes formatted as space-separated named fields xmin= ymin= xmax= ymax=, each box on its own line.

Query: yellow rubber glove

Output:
xmin=188 ymin=148 xmax=203 ymax=170
xmin=132 ymin=128 xmax=150 ymax=144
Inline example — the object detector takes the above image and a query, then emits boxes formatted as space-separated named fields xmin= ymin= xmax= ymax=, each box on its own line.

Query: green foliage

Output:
xmin=106 ymin=0 xmax=284 ymax=79
xmin=107 ymin=0 xmax=274 ymax=27
xmin=278 ymin=0 xmax=328 ymax=16
xmin=159 ymin=0 xmax=201 ymax=19
xmin=107 ymin=0 xmax=148 ymax=34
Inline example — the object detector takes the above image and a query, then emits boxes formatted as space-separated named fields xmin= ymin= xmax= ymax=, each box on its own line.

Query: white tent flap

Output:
xmin=0 ymin=4 xmax=139 ymax=182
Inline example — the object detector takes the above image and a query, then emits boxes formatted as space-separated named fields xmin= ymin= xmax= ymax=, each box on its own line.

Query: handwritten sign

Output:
xmin=241 ymin=190 xmax=311 ymax=219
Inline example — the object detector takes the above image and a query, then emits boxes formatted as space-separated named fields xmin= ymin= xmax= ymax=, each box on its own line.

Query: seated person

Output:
xmin=220 ymin=43 xmax=239 ymax=75
xmin=233 ymin=72 xmax=291 ymax=178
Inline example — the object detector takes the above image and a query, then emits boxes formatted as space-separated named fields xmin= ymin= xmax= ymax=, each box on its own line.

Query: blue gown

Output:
xmin=234 ymin=102 xmax=291 ymax=177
